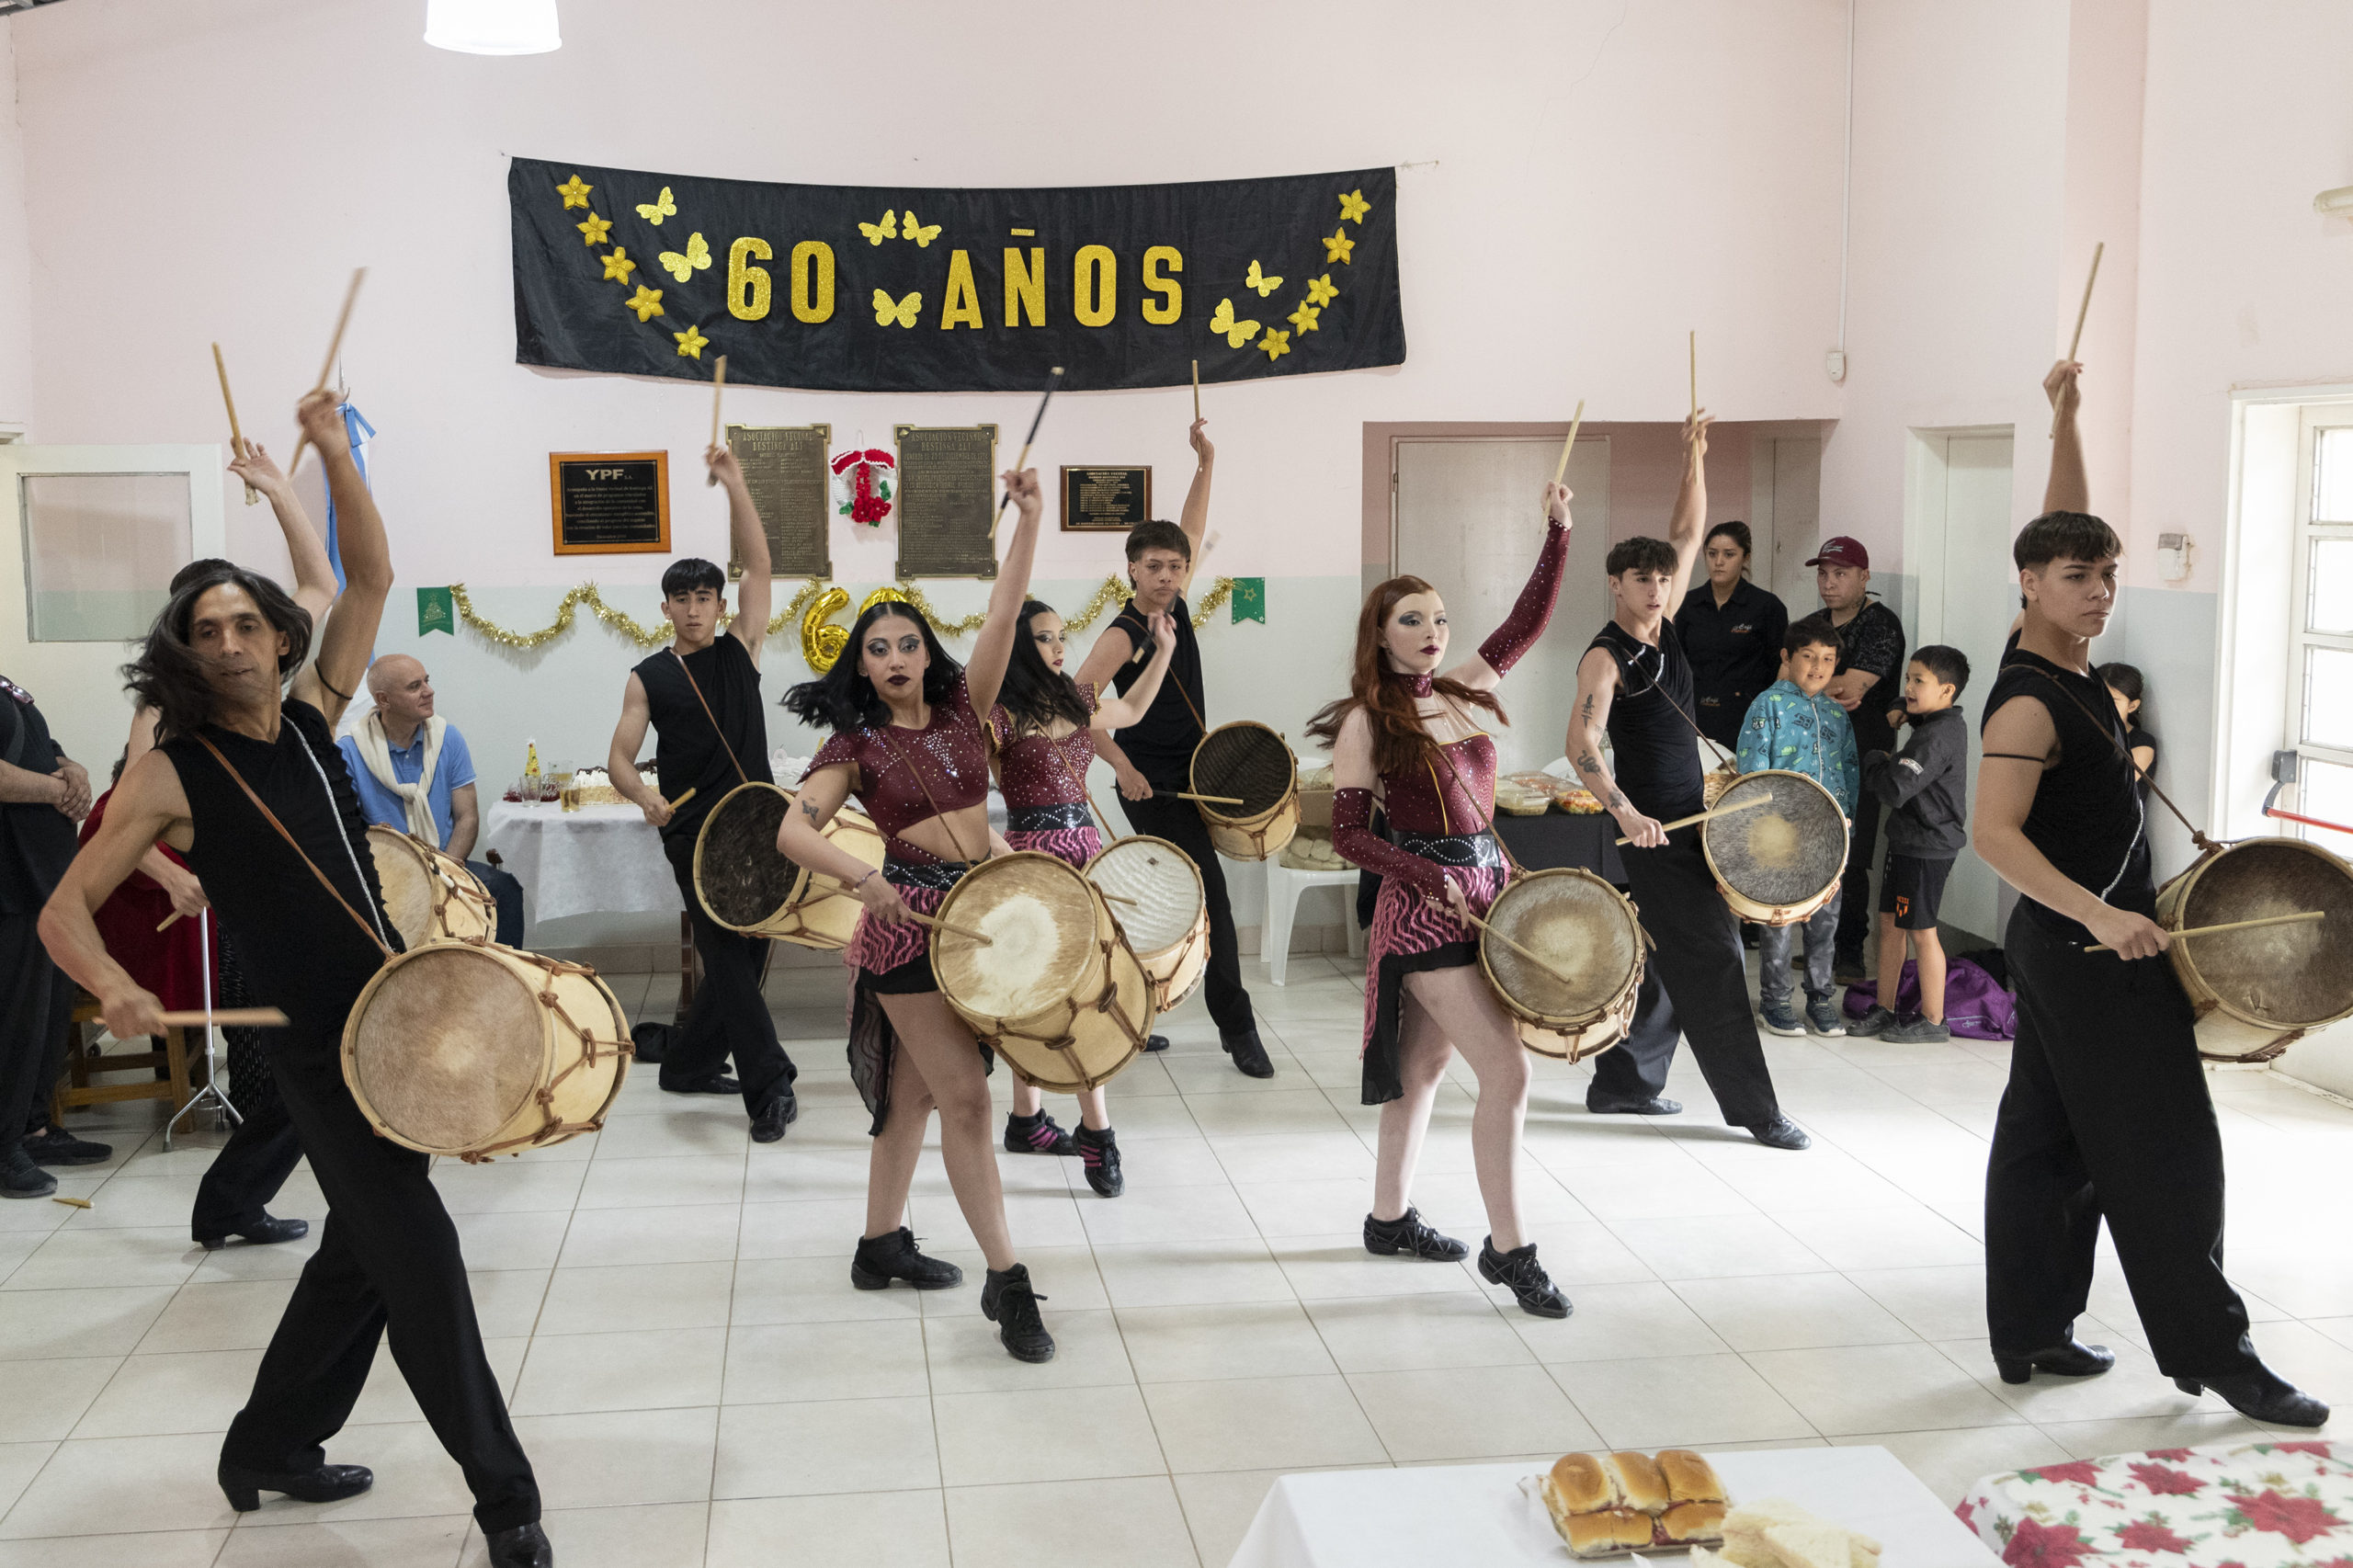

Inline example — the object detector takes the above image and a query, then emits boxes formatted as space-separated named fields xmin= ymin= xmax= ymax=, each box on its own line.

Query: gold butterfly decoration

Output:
xmin=1209 ymin=298 xmax=1260 ymax=348
xmin=636 ymin=186 xmax=677 ymax=224
xmin=859 ymin=210 xmax=899 ymax=245
xmin=871 ymin=289 xmax=923 ymax=328
xmin=658 ymin=232 xmax=712 ymax=282
xmin=1245 ymin=260 xmax=1283 ymax=297
xmin=902 ymin=210 xmax=941 ymax=247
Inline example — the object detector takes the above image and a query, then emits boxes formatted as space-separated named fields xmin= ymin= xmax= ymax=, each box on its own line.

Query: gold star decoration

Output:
xmin=1259 ymin=328 xmax=1291 ymax=362
xmin=674 ymin=324 xmax=710 ymax=358
xmin=1337 ymin=187 xmax=1370 ymax=224
xmin=556 ymin=174 xmax=592 ymax=209
xmin=1306 ymin=274 xmax=1339 ymax=307
xmin=624 ymin=284 xmax=665 ymax=322
xmin=1287 ymin=301 xmax=1322 ymax=335
xmin=1322 ymin=228 xmax=1356 ymax=265
xmin=576 ymin=211 xmax=613 ymax=246
xmin=602 ymin=248 xmax=636 ymax=283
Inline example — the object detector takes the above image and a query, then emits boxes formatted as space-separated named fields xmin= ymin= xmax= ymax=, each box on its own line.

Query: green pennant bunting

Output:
xmin=1231 ymin=577 xmax=1266 ymax=624
xmin=417 ymin=585 xmax=455 ymax=636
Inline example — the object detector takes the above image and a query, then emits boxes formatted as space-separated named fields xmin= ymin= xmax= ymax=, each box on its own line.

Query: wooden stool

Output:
xmin=49 ymin=989 xmax=199 ymax=1123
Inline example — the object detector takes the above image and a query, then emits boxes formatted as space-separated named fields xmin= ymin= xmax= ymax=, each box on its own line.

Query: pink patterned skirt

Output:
xmin=1360 ymin=833 xmax=1508 ymax=1105
xmin=847 ymin=861 xmax=981 ymax=1134
xmin=1003 ymin=824 xmax=1102 ymax=870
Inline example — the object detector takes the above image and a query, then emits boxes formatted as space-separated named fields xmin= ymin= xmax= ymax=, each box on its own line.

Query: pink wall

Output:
xmin=2 ymin=0 xmax=1849 ymax=587
xmin=0 ymin=19 xmax=29 ymax=430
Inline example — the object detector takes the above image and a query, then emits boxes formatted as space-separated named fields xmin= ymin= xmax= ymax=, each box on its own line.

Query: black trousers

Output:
xmin=1118 ymin=790 xmax=1256 ymax=1037
xmin=1984 ymin=907 xmax=2260 ymax=1378
xmin=193 ymin=934 xmax=302 ymax=1239
xmin=1587 ymin=831 xmax=1781 ymax=1126
xmin=659 ymin=836 xmax=795 ymax=1111
xmin=0 ymin=914 xmax=74 ymax=1161
xmin=1836 ymin=796 xmax=1882 ymax=959
xmin=222 ymin=1030 xmax=539 ymax=1532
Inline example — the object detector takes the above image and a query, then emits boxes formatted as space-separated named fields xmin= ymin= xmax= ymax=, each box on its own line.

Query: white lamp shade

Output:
xmin=425 ymin=0 xmax=561 ymax=54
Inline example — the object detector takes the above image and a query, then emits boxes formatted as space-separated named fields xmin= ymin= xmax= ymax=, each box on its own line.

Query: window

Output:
xmin=18 ymin=472 xmax=192 ymax=641
xmin=2288 ymin=424 xmax=2353 ymax=834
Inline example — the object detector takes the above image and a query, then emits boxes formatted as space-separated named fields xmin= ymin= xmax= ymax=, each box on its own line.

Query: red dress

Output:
xmin=77 ymin=787 xmax=218 ymax=1011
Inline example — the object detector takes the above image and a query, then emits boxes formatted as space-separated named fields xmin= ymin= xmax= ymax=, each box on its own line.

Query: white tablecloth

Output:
xmin=479 ymin=801 xmax=683 ymax=941
xmin=1225 ymin=1445 xmax=1998 ymax=1568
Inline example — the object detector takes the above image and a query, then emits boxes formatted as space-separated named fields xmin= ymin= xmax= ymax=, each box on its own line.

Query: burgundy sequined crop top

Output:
xmin=804 ymin=673 xmax=991 ymax=860
xmin=988 ymin=684 xmax=1098 ymax=811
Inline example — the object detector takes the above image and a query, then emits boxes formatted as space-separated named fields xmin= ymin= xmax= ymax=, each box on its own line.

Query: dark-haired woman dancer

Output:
xmin=778 ymin=470 xmax=1057 ymax=1363
xmin=987 ymin=597 xmax=1176 ymax=1196
xmin=1304 ymin=483 xmax=1574 ymax=1318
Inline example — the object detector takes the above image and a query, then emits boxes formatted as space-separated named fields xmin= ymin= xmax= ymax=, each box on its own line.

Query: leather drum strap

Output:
xmin=671 ymin=650 xmax=750 ymax=788
xmin=193 ymin=733 xmax=395 ymax=960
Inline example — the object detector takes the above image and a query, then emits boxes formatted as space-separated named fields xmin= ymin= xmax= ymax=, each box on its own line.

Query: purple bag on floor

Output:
xmin=1842 ymin=956 xmax=2016 ymax=1040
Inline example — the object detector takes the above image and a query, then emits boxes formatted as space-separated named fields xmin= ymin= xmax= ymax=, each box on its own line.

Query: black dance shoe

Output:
xmin=1480 ymin=1237 xmax=1572 ymax=1319
xmin=982 ymin=1264 xmax=1056 ymax=1362
xmin=660 ymin=1073 xmax=740 ymax=1096
xmin=1994 ymin=1340 xmax=2115 ymax=1384
xmin=849 ymin=1226 xmax=963 ymax=1291
xmin=22 ymin=1125 xmax=111 ymax=1165
xmin=219 ymin=1461 xmax=373 ymax=1511
xmin=1144 ymin=1033 xmax=1172 ymax=1052
xmin=1586 ymin=1093 xmax=1683 ymax=1116
xmin=1222 ymin=1028 xmax=1276 ymax=1078
xmin=750 ymin=1094 xmax=798 ymax=1144
xmin=485 ymin=1521 xmax=554 ymax=1567
xmin=1005 ymin=1110 xmax=1077 ymax=1156
xmin=198 ymin=1212 xmax=309 ymax=1250
xmin=1746 ymin=1116 xmax=1813 ymax=1151
xmin=1362 ymin=1208 xmax=1469 ymax=1261
xmin=2176 ymin=1367 xmax=2331 ymax=1427
xmin=1 ymin=1150 xmax=58 ymax=1200
xmin=1077 ymin=1125 xmax=1124 ymax=1198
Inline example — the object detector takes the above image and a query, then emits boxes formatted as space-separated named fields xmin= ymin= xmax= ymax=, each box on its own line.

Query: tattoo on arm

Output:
xmin=1608 ymin=790 xmax=1631 ymax=812
xmin=1574 ymin=751 xmax=1601 ymax=774
xmin=801 ymin=798 xmax=820 ymax=820
xmin=1579 ymin=695 xmax=1595 ymax=721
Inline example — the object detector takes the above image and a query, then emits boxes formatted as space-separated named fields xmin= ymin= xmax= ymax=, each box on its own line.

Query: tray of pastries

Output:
xmin=1535 ymin=1449 xmax=1729 ymax=1556
xmin=1702 ymin=1496 xmax=1881 ymax=1568
xmin=1497 ymin=772 xmax=1560 ymax=816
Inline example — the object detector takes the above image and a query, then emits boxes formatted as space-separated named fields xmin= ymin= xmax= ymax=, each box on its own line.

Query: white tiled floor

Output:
xmin=2 ymin=951 xmax=2347 ymax=1567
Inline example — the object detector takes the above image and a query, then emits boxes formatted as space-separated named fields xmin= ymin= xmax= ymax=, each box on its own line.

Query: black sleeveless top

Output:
xmin=1108 ymin=595 xmax=1205 ymax=790
xmin=160 ymin=699 xmax=401 ymax=1044
xmin=1984 ymin=648 xmax=2154 ymax=937
xmin=633 ymin=634 xmax=772 ymax=845
xmin=1589 ymin=619 xmax=1705 ymax=820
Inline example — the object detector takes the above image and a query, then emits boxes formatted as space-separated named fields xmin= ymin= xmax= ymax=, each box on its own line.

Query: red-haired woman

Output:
xmin=1304 ymin=483 xmax=1573 ymax=1317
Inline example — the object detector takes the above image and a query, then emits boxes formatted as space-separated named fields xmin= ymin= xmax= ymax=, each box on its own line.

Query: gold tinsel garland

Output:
xmin=447 ymin=574 xmax=1236 ymax=652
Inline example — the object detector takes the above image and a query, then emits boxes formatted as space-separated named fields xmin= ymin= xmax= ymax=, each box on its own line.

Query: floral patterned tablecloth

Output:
xmin=1957 ymin=1441 xmax=2350 ymax=1568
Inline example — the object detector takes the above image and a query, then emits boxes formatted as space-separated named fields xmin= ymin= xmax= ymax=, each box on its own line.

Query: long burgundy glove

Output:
xmin=1478 ymin=517 xmax=1569 ymax=676
xmin=1331 ymin=787 xmax=1451 ymax=901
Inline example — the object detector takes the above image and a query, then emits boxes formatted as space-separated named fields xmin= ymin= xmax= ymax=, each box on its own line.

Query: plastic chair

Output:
xmin=1261 ymin=862 xmax=1366 ymax=985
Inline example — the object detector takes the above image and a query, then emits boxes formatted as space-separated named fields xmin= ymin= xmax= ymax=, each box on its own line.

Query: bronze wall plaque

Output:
xmin=724 ymin=423 xmax=832 ymax=579
xmin=893 ymin=424 xmax=999 ymax=579
xmin=1059 ymin=465 xmax=1153 ymax=532
xmin=550 ymin=451 xmax=669 ymax=555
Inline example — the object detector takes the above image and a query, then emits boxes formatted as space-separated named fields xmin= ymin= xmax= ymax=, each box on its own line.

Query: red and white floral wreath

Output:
xmin=830 ymin=448 xmax=896 ymax=527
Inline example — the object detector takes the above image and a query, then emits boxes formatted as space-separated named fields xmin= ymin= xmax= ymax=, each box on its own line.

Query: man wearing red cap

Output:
xmin=1807 ymin=536 xmax=1906 ymax=978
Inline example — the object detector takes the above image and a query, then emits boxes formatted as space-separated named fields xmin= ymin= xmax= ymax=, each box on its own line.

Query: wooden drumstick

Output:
xmin=1460 ymin=908 xmax=1581 ymax=991
xmin=212 ymin=343 xmax=258 ymax=506
xmin=1173 ymin=791 xmax=1245 ymax=806
xmin=2051 ymin=241 xmax=2103 ymax=437
xmin=666 ymin=786 xmax=697 ymax=810
xmin=809 ymin=874 xmax=994 ymax=945
xmin=285 ymin=267 xmax=367 ymax=475
xmin=2086 ymin=908 xmax=2323 ymax=954
xmin=1550 ymin=399 xmax=1586 ymax=489
xmin=1191 ymin=358 xmax=1200 ymax=422
xmin=1100 ymin=891 xmax=1139 ymax=906
xmin=1688 ymin=328 xmax=1698 ymax=421
xmin=1614 ymin=790 xmax=1775 ymax=846
xmin=706 ymin=355 xmax=728 ymax=485
xmin=157 ymin=1008 xmax=289 ymax=1028
xmin=993 ymin=366 xmax=1064 ymax=535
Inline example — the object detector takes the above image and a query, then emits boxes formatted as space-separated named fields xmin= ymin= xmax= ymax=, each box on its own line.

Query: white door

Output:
xmin=1392 ymin=437 xmax=1611 ymax=775
xmin=1752 ymin=435 xmax=1824 ymax=614
xmin=1902 ymin=427 xmax=2015 ymax=944
xmin=0 ymin=445 xmax=227 ymax=773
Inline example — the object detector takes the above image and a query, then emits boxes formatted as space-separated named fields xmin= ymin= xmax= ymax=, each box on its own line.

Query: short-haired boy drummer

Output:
xmin=606 ymin=442 xmax=798 ymax=1142
xmin=1074 ymin=415 xmax=1274 ymax=1079
xmin=1565 ymin=412 xmax=1808 ymax=1151
xmin=1972 ymin=358 xmax=2324 ymax=1425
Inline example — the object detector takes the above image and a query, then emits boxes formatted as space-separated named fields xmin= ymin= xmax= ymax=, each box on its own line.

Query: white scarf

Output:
xmin=355 ymin=711 xmax=447 ymax=844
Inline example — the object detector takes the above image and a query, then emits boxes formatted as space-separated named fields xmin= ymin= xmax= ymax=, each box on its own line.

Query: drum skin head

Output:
xmin=367 ymin=829 xmax=437 ymax=948
xmin=936 ymin=856 xmax=1100 ymax=1019
xmin=1708 ymin=771 xmax=1847 ymax=909
xmin=349 ymin=945 xmax=542 ymax=1153
xmin=698 ymin=783 xmax=797 ymax=927
xmin=1087 ymin=836 xmax=1205 ymax=955
xmin=1192 ymin=723 xmax=1294 ymax=818
xmin=2178 ymin=841 xmax=2353 ymax=1027
xmin=1486 ymin=872 xmax=1641 ymax=1017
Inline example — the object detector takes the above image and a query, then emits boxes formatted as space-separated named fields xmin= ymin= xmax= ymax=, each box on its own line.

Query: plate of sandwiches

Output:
xmin=1535 ymin=1449 xmax=1728 ymax=1556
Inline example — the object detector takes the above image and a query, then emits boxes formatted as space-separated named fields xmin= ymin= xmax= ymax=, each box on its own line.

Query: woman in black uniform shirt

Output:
xmin=2097 ymin=662 xmax=2156 ymax=806
xmin=1674 ymin=521 xmax=1788 ymax=751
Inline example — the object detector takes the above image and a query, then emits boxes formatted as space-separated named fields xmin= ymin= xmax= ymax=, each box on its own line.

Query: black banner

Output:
xmin=510 ymin=157 xmax=1404 ymax=394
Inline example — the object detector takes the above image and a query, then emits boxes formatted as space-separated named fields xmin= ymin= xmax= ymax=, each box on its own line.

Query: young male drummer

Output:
xmin=1566 ymin=413 xmax=1809 ymax=1151
xmin=1075 ymin=416 xmax=1273 ymax=1078
xmin=1973 ymin=359 xmax=2324 ymax=1425
xmin=39 ymin=392 xmax=554 ymax=1566
xmin=607 ymin=442 xmax=797 ymax=1142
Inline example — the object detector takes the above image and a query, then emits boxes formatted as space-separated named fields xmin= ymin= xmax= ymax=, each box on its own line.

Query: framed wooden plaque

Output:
xmin=724 ymin=423 xmax=832 ymax=579
xmin=893 ymin=424 xmax=999 ymax=579
xmin=550 ymin=451 xmax=670 ymax=555
xmin=1060 ymin=465 xmax=1153 ymax=531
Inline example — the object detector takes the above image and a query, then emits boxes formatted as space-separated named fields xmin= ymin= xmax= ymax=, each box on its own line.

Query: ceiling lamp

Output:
xmin=425 ymin=0 xmax=560 ymax=54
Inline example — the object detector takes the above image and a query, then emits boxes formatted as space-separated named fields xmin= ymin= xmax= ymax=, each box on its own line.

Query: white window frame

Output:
xmin=2286 ymin=411 xmax=2353 ymax=835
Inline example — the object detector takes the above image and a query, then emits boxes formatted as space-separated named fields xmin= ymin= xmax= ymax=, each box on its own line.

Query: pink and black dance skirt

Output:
xmin=1361 ymin=831 xmax=1508 ymax=1105
xmin=847 ymin=858 xmax=983 ymax=1132
xmin=1005 ymin=801 xmax=1101 ymax=870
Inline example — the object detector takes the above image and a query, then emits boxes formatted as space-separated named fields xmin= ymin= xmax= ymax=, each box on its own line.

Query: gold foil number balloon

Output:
xmin=800 ymin=586 xmax=851 ymax=673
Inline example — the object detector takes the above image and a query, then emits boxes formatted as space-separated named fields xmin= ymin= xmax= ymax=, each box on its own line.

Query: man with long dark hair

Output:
xmin=605 ymin=441 xmax=796 ymax=1142
xmin=1075 ymin=416 xmax=1273 ymax=1077
xmin=39 ymin=392 xmax=551 ymax=1564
